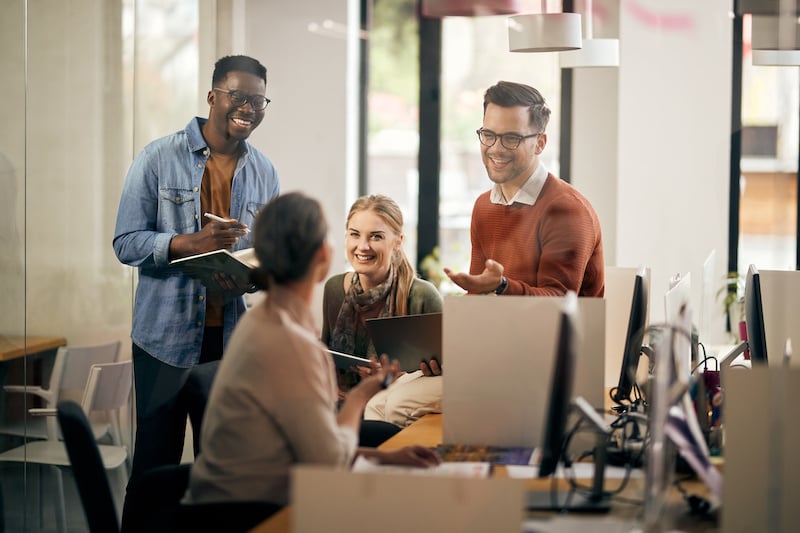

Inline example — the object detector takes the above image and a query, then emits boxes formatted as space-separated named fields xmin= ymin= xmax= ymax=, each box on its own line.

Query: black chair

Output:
xmin=122 ymin=461 xmax=282 ymax=533
xmin=56 ymin=400 xmax=120 ymax=533
xmin=359 ymin=419 xmax=402 ymax=447
xmin=177 ymin=500 xmax=283 ymax=533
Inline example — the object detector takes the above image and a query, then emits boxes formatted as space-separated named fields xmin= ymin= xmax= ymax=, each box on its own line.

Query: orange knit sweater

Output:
xmin=469 ymin=174 xmax=604 ymax=296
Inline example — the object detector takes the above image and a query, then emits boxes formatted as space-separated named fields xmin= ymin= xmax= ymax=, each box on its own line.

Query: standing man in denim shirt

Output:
xmin=113 ymin=55 xmax=279 ymax=512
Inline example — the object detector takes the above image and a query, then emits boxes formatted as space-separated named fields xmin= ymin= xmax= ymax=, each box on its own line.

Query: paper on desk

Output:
xmin=523 ymin=515 xmax=640 ymax=533
xmin=506 ymin=463 xmax=644 ymax=480
xmin=352 ymin=455 xmax=491 ymax=478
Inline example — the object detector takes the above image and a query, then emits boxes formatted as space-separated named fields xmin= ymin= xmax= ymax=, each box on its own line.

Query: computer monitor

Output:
xmin=611 ymin=266 xmax=649 ymax=407
xmin=699 ymin=249 xmax=717 ymax=344
xmin=745 ymin=264 xmax=768 ymax=364
xmin=538 ymin=292 xmax=579 ymax=478
xmin=665 ymin=272 xmax=693 ymax=380
xmin=528 ymin=292 xmax=611 ymax=513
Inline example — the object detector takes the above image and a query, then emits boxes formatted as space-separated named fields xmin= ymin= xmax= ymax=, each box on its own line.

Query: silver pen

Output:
xmin=203 ymin=212 xmax=250 ymax=234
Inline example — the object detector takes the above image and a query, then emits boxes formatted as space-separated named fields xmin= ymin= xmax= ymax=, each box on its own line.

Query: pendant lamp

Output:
xmin=508 ymin=1 xmax=582 ymax=53
xmin=421 ymin=0 xmax=521 ymax=18
xmin=559 ymin=0 xmax=618 ymax=68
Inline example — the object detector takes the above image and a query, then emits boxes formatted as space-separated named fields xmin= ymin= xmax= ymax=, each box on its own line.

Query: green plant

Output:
xmin=717 ymin=271 xmax=745 ymax=340
xmin=419 ymin=246 xmax=444 ymax=289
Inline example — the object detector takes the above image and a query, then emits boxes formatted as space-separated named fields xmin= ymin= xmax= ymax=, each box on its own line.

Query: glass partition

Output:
xmin=0 ymin=1 xmax=200 ymax=529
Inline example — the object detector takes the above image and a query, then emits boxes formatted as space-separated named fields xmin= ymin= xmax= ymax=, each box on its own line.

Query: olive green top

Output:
xmin=321 ymin=273 xmax=442 ymax=356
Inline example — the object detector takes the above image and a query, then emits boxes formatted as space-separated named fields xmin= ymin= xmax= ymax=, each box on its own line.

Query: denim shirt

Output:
xmin=113 ymin=117 xmax=280 ymax=367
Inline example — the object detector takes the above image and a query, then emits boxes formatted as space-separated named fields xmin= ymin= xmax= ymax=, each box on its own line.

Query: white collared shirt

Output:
xmin=489 ymin=162 xmax=548 ymax=206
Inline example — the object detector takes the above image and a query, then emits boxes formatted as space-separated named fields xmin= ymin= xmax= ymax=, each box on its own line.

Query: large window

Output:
xmin=366 ymin=0 xmax=420 ymax=265
xmin=366 ymin=1 xmax=559 ymax=290
xmin=439 ymin=11 xmax=559 ymax=291
xmin=738 ymin=14 xmax=799 ymax=273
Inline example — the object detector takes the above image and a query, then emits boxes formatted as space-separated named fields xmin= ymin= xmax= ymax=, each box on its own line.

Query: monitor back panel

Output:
xmin=757 ymin=269 xmax=800 ymax=368
xmin=442 ymin=295 xmax=605 ymax=448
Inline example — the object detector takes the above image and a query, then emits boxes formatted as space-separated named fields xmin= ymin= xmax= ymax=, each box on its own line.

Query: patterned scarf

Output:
xmin=329 ymin=266 xmax=398 ymax=357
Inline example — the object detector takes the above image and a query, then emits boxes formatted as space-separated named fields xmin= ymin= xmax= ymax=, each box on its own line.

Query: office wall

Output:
xmin=570 ymin=0 xmax=621 ymax=271
xmin=614 ymin=0 xmax=731 ymax=339
xmin=237 ymin=0 xmax=356 ymax=324
xmin=0 ymin=0 xmax=25 ymax=338
xmin=0 ymin=0 xmax=132 ymax=347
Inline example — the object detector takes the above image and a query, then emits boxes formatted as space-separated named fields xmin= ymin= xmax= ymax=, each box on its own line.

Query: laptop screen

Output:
xmin=364 ymin=313 xmax=442 ymax=373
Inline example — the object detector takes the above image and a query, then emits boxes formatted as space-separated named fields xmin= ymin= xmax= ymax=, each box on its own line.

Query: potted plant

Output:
xmin=718 ymin=271 xmax=745 ymax=342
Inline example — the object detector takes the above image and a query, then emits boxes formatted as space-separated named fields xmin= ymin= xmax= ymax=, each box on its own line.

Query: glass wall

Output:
xmin=0 ymin=1 xmax=201 ymax=529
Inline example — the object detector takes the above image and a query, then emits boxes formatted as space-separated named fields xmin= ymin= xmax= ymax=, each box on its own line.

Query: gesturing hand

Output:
xmin=444 ymin=259 xmax=505 ymax=294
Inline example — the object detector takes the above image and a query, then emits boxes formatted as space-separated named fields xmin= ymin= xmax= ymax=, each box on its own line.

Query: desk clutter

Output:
xmin=278 ymin=265 xmax=800 ymax=533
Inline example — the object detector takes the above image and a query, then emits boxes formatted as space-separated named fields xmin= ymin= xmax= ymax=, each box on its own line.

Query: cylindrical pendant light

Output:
xmin=508 ymin=1 xmax=582 ymax=53
xmin=559 ymin=0 xmax=618 ymax=68
xmin=421 ymin=0 xmax=521 ymax=18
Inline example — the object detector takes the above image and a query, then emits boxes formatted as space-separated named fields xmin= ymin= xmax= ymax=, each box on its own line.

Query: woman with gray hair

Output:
xmin=185 ymin=192 xmax=439 ymax=528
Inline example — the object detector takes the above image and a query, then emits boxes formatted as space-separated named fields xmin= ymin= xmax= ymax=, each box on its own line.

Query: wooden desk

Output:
xmin=0 ymin=335 xmax=67 ymax=444
xmin=0 ymin=335 xmax=67 ymax=362
xmin=250 ymin=415 xmax=442 ymax=533
xmin=251 ymin=412 xmax=717 ymax=533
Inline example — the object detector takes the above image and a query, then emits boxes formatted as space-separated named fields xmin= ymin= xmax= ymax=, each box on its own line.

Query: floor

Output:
xmin=0 ymin=421 xmax=195 ymax=532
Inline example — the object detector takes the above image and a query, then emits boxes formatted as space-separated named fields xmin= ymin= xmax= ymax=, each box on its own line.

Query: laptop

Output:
xmin=364 ymin=313 xmax=442 ymax=373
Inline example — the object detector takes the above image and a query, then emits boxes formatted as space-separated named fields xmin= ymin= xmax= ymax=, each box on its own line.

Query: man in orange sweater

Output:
xmin=445 ymin=81 xmax=604 ymax=297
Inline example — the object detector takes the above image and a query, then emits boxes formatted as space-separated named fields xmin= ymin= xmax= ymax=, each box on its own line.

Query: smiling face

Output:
xmin=206 ymin=70 xmax=266 ymax=146
xmin=480 ymin=102 xmax=546 ymax=192
xmin=346 ymin=209 xmax=403 ymax=290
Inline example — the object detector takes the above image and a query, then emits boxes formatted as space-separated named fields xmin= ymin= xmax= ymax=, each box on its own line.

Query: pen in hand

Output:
xmin=203 ymin=212 xmax=250 ymax=234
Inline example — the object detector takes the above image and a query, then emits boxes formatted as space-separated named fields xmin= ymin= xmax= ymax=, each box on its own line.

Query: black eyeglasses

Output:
xmin=476 ymin=128 xmax=541 ymax=150
xmin=213 ymin=88 xmax=270 ymax=111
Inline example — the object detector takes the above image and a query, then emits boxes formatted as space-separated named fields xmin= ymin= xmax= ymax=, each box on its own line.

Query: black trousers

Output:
xmin=122 ymin=328 xmax=222 ymax=532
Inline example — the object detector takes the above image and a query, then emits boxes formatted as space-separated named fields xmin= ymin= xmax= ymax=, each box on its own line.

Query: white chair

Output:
xmin=0 ymin=360 xmax=132 ymax=533
xmin=1 ymin=340 xmax=122 ymax=443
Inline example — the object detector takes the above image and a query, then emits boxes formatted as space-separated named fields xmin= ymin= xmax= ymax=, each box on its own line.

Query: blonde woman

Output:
xmin=322 ymin=195 xmax=443 ymax=429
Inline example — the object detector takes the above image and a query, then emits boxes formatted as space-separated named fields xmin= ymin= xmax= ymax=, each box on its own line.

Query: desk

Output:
xmin=0 ymin=335 xmax=67 ymax=362
xmin=251 ymin=413 xmax=717 ymax=533
xmin=250 ymin=415 xmax=442 ymax=533
xmin=0 ymin=335 xmax=67 ymax=447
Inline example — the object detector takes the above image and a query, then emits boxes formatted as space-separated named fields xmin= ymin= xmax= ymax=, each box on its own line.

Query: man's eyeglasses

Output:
xmin=213 ymin=88 xmax=270 ymax=111
xmin=476 ymin=128 xmax=541 ymax=150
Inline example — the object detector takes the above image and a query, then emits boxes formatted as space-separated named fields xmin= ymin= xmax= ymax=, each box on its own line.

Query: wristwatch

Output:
xmin=494 ymin=276 xmax=508 ymax=295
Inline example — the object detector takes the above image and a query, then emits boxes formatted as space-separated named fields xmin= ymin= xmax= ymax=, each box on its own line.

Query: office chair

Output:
xmin=0 ymin=360 xmax=132 ymax=533
xmin=359 ymin=419 xmax=402 ymax=447
xmin=57 ymin=400 xmax=120 ymax=533
xmin=122 ymin=462 xmax=282 ymax=533
xmin=1 ymin=339 xmax=122 ymax=442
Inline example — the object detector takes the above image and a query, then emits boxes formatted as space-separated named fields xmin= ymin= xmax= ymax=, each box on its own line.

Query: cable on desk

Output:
xmin=673 ymin=475 xmax=716 ymax=519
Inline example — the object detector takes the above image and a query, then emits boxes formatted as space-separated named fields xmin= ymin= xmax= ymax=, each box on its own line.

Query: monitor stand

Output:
xmin=526 ymin=420 xmax=612 ymax=513
xmin=526 ymin=491 xmax=611 ymax=513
